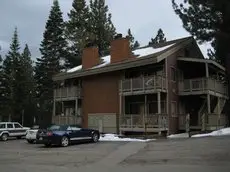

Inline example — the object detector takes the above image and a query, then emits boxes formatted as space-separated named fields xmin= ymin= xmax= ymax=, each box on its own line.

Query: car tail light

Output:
xmin=47 ymin=132 xmax=53 ymax=136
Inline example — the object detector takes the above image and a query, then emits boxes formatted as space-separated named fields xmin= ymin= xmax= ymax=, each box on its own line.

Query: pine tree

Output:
xmin=1 ymin=28 xmax=21 ymax=121
xmin=89 ymin=0 xmax=116 ymax=55
xmin=0 ymin=47 xmax=4 ymax=119
xmin=35 ymin=0 xmax=67 ymax=125
xmin=65 ymin=0 xmax=90 ymax=68
xmin=149 ymin=28 xmax=167 ymax=45
xmin=19 ymin=44 xmax=36 ymax=126
xmin=133 ymin=41 xmax=140 ymax=49
xmin=172 ymin=0 xmax=230 ymax=64
xmin=127 ymin=28 xmax=140 ymax=50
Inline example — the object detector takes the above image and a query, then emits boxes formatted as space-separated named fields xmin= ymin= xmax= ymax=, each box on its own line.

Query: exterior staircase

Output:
xmin=213 ymin=98 xmax=226 ymax=114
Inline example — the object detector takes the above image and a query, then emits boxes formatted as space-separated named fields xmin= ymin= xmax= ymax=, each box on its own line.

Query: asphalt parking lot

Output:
xmin=1 ymin=137 xmax=230 ymax=172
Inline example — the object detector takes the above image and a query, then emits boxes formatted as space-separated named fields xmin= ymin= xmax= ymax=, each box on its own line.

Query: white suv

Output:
xmin=0 ymin=122 xmax=30 ymax=141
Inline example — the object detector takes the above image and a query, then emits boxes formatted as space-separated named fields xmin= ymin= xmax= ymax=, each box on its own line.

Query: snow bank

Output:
xmin=99 ymin=134 xmax=155 ymax=142
xmin=192 ymin=127 xmax=230 ymax=138
xmin=167 ymin=133 xmax=189 ymax=139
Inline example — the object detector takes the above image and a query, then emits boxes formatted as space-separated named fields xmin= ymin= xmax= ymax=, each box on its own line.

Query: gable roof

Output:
xmin=53 ymin=36 xmax=194 ymax=81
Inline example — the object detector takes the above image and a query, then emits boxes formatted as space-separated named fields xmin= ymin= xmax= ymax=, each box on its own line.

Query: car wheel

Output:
xmin=92 ymin=133 xmax=99 ymax=143
xmin=61 ymin=136 xmax=69 ymax=147
xmin=27 ymin=139 xmax=34 ymax=144
xmin=17 ymin=136 xmax=22 ymax=139
xmin=1 ymin=133 xmax=8 ymax=141
xmin=44 ymin=143 xmax=51 ymax=147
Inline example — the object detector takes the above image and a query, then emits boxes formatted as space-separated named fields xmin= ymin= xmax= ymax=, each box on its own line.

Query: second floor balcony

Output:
xmin=120 ymin=75 xmax=167 ymax=95
xmin=179 ymin=77 xmax=228 ymax=97
xmin=54 ymin=86 xmax=81 ymax=100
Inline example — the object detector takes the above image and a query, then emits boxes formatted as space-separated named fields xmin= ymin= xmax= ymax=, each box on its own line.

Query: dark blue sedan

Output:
xmin=36 ymin=124 xmax=100 ymax=147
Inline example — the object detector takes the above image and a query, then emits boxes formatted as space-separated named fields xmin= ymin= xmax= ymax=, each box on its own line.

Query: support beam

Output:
xmin=207 ymin=94 xmax=211 ymax=114
xmin=61 ymin=102 xmax=64 ymax=116
xmin=205 ymin=63 xmax=209 ymax=77
xmin=119 ymin=95 xmax=122 ymax=135
xmin=157 ymin=92 xmax=161 ymax=114
xmin=217 ymin=97 xmax=220 ymax=129
xmin=144 ymin=94 xmax=147 ymax=116
xmin=75 ymin=98 xmax=78 ymax=116
xmin=53 ymin=100 xmax=56 ymax=117
xmin=144 ymin=94 xmax=147 ymax=136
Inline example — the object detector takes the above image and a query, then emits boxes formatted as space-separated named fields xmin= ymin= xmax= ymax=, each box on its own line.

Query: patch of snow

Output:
xmin=66 ymin=43 xmax=175 ymax=72
xmin=192 ymin=127 xmax=230 ymax=138
xmin=167 ymin=133 xmax=189 ymax=139
xmin=66 ymin=65 xmax=82 ymax=73
xmin=99 ymin=134 xmax=155 ymax=142
xmin=92 ymin=55 xmax=111 ymax=69
xmin=133 ymin=43 xmax=175 ymax=58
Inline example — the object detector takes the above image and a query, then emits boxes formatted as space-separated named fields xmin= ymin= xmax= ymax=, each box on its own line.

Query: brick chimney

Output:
xmin=82 ymin=42 xmax=99 ymax=69
xmin=110 ymin=34 xmax=133 ymax=63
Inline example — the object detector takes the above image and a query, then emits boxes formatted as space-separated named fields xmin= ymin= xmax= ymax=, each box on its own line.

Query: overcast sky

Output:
xmin=0 ymin=0 xmax=211 ymax=60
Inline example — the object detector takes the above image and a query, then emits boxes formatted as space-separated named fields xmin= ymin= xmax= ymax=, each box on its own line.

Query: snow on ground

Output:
xmin=167 ymin=133 xmax=189 ymax=139
xmin=192 ymin=127 xmax=230 ymax=138
xmin=99 ymin=134 xmax=155 ymax=142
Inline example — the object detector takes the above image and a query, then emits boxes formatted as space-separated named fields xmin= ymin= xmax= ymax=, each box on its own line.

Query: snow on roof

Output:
xmin=133 ymin=43 xmax=175 ymax=58
xmin=66 ymin=65 xmax=82 ymax=73
xmin=66 ymin=43 xmax=175 ymax=73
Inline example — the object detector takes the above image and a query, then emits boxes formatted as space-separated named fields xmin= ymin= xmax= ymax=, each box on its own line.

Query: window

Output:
xmin=71 ymin=126 xmax=81 ymax=131
xmin=7 ymin=124 xmax=13 ymax=129
xmin=47 ymin=125 xmax=67 ymax=131
xmin=171 ymin=67 xmax=176 ymax=81
xmin=0 ymin=124 xmax=6 ymax=129
xmin=14 ymin=123 xmax=22 ymax=128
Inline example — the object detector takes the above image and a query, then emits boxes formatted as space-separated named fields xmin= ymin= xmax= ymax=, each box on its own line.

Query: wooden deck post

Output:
xmin=75 ymin=98 xmax=78 ymax=116
xmin=217 ymin=97 xmax=220 ymax=129
xmin=207 ymin=94 xmax=211 ymax=114
xmin=144 ymin=94 xmax=147 ymax=137
xmin=52 ymin=99 xmax=56 ymax=117
xmin=157 ymin=92 xmax=161 ymax=114
xmin=205 ymin=62 xmax=209 ymax=77
xmin=119 ymin=94 xmax=122 ymax=135
xmin=186 ymin=113 xmax=190 ymax=137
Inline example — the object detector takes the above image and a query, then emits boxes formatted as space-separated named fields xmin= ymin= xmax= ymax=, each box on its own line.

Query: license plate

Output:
xmin=39 ymin=137 xmax=43 ymax=140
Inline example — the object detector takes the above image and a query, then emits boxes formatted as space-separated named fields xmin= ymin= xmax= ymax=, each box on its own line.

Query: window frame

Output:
xmin=7 ymin=123 xmax=14 ymax=129
xmin=14 ymin=123 xmax=23 ymax=129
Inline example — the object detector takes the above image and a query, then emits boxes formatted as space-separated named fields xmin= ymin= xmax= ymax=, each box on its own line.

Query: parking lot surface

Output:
xmin=1 ymin=136 xmax=230 ymax=172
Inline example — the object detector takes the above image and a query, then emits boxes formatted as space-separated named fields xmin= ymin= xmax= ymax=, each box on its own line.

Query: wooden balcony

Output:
xmin=120 ymin=114 xmax=168 ymax=132
xmin=54 ymin=86 xmax=81 ymax=100
xmin=179 ymin=113 xmax=227 ymax=131
xmin=52 ymin=115 xmax=82 ymax=125
xmin=120 ymin=75 xmax=167 ymax=95
xmin=179 ymin=77 xmax=228 ymax=98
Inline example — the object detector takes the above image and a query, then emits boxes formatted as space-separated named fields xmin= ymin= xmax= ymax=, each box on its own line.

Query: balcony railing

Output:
xmin=120 ymin=114 xmax=168 ymax=129
xmin=120 ymin=75 xmax=167 ymax=93
xmin=54 ymin=86 xmax=81 ymax=99
xmin=179 ymin=77 xmax=228 ymax=96
xmin=52 ymin=115 xmax=82 ymax=125
xmin=179 ymin=113 xmax=227 ymax=130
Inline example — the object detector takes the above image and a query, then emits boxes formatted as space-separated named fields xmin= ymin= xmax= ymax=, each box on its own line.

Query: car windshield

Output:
xmin=47 ymin=125 xmax=67 ymax=131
